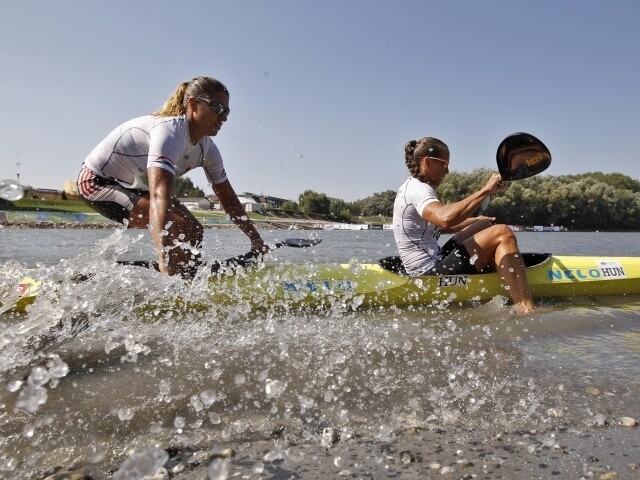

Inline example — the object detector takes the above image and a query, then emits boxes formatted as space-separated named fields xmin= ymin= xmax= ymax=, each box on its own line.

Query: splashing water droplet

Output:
xmin=15 ymin=385 xmax=47 ymax=413
xmin=200 ymin=389 xmax=217 ymax=407
xmin=112 ymin=446 xmax=168 ymax=480
xmin=174 ymin=416 xmax=186 ymax=429
xmin=0 ymin=179 xmax=24 ymax=201
xmin=117 ymin=407 xmax=135 ymax=421
xmin=28 ymin=366 xmax=50 ymax=387
xmin=265 ymin=379 xmax=286 ymax=399
xmin=328 ymin=351 xmax=346 ymax=364
xmin=47 ymin=357 xmax=69 ymax=379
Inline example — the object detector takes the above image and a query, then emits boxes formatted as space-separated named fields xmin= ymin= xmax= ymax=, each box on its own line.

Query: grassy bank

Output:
xmin=0 ymin=198 xmax=356 ymax=226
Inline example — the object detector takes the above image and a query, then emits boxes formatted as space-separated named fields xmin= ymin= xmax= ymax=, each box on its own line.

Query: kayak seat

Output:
xmin=522 ymin=252 xmax=552 ymax=267
xmin=379 ymin=256 xmax=408 ymax=275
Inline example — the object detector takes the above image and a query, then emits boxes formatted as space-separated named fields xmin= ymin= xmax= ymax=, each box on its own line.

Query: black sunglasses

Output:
xmin=195 ymin=97 xmax=230 ymax=117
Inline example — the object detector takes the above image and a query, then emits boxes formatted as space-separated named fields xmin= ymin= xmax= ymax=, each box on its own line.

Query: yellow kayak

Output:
xmin=5 ymin=253 xmax=640 ymax=313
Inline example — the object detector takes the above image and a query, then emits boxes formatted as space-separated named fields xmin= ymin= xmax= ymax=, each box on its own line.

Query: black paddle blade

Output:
xmin=281 ymin=238 xmax=322 ymax=248
xmin=497 ymin=132 xmax=551 ymax=181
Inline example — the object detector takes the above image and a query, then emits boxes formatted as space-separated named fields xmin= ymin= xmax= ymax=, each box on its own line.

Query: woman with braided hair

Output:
xmin=77 ymin=76 xmax=268 ymax=277
xmin=392 ymin=136 xmax=535 ymax=314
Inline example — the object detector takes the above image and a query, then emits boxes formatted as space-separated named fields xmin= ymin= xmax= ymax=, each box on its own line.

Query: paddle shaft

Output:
xmin=116 ymin=238 xmax=322 ymax=274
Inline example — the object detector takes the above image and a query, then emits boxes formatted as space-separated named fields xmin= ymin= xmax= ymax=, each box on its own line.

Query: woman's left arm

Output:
xmin=213 ymin=180 xmax=268 ymax=253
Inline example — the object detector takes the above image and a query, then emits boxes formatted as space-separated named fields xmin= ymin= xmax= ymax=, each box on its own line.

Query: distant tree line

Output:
xmin=286 ymin=171 xmax=640 ymax=231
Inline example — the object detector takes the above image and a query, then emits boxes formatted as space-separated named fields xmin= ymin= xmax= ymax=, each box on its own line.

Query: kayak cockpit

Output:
xmin=378 ymin=253 xmax=552 ymax=276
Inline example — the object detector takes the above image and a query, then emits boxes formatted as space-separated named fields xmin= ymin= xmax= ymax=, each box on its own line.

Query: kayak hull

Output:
xmin=205 ymin=254 xmax=640 ymax=310
xmin=4 ymin=254 xmax=640 ymax=313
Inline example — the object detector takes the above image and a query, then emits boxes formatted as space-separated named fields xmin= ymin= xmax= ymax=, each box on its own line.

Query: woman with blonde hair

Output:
xmin=77 ymin=76 xmax=268 ymax=277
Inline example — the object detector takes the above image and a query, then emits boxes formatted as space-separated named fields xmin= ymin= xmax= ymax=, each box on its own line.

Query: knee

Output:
xmin=494 ymin=224 xmax=517 ymax=243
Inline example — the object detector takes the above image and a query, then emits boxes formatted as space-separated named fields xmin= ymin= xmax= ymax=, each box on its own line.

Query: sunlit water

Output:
xmin=0 ymin=228 xmax=639 ymax=479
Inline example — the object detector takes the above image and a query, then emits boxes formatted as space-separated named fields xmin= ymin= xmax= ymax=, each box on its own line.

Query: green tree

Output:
xmin=349 ymin=190 xmax=396 ymax=217
xmin=329 ymin=198 xmax=352 ymax=222
xmin=175 ymin=177 xmax=205 ymax=197
xmin=281 ymin=200 xmax=299 ymax=214
xmin=298 ymin=190 xmax=331 ymax=216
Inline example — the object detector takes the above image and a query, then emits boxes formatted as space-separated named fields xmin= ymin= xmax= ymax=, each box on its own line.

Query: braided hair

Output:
xmin=152 ymin=76 xmax=229 ymax=117
xmin=404 ymin=137 xmax=449 ymax=182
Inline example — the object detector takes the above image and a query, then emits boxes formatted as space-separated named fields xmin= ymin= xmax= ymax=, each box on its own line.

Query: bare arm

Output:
xmin=147 ymin=166 xmax=175 ymax=274
xmin=213 ymin=180 xmax=268 ymax=252
xmin=422 ymin=172 xmax=506 ymax=232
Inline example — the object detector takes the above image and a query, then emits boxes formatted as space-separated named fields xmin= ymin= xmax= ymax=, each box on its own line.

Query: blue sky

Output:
xmin=1 ymin=0 xmax=638 ymax=201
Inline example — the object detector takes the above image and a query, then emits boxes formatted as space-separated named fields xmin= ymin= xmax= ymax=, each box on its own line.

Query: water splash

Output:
xmin=0 ymin=179 xmax=24 ymax=201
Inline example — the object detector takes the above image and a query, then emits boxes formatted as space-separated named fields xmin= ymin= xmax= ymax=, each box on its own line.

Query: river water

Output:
xmin=1 ymin=228 xmax=639 ymax=479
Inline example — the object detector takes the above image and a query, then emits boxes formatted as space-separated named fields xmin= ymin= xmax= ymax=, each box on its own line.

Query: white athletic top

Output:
xmin=83 ymin=115 xmax=227 ymax=189
xmin=392 ymin=177 xmax=443 ymax=275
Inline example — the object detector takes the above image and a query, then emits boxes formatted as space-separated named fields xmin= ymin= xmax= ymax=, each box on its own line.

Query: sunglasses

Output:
xmin=422 ymin=156 xmax=449 ymax=168
xmin=195 ymin=97 xmax=230 ymax=117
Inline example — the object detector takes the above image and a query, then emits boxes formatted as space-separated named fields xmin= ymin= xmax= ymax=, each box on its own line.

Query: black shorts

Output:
xmin=430 ymin=238 xmax=478 ymax=275
xmin=77 ymin=165 xmax=148 ymax=224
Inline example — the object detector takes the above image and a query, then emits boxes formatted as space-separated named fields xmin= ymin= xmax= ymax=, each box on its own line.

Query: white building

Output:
xmin=181 ymin=198 xmax=211 ymax=210
xmin=237 ymin=195 xmax=264 ymax=213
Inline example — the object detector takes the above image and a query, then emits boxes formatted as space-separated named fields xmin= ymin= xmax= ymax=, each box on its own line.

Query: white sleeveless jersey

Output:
xmin=392 ymin=177 xmax=443 ymax=275
xmin=83 ymin=115 xmax=227 ymax=189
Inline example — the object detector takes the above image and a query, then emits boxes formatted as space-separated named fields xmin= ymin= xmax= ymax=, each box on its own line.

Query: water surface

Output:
xmin=1 ymin=228 xmax=639 ymax=478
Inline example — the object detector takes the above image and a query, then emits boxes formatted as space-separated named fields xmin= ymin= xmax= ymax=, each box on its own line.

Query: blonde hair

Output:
xmin=153 ymin=76 xmax=229 ymax=117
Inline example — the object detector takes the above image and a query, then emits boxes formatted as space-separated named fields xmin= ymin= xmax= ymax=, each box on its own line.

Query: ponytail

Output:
xmin=152 ymin=82 xmax=190 ymax=116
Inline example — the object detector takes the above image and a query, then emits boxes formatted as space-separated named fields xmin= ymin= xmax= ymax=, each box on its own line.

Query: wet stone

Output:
xmin=398 ymin=450 xmax=417 ymax=464
xmin=619 ymin=416 xmax=638 ymax=427
xmin=599 ymin=472 xmax=618 ymax=480
xmin=586 ymin=386 xmax=601 ymax=396
xmin=43 ymin=471 xmax=89 ymax=480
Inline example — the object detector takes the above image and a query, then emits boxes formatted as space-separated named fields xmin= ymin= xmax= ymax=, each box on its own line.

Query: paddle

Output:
xmin=476 ymin=132 xmax=551 ymax=215
xmin=496 ymin=132 xmax=551 ymax=181
xmin=209 ymin=238 xmax=322 ymax=273
xmin=116 ymin=237 xmax=322 ymax=274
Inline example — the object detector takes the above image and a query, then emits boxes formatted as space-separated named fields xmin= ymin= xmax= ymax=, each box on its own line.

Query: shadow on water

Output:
xmin=1 ymin=230 xmax=639 ymax=478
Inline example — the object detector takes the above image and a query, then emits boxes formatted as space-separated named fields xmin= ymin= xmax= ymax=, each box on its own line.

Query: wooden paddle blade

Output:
xmin=497 ymin=132 xmax=551 ymax=181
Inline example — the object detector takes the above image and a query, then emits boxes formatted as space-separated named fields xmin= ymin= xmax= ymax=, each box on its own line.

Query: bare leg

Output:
xmin=450 ymin=219 xmax=493 ymax=244
xmin=128 ymin=196 xmax=204 ymax=276
xmin=462 ymin=224 xmax=535 ymax=313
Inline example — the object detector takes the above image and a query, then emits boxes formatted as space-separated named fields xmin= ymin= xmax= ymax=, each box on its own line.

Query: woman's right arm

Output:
xmin=422 ymin=172 xmax=505 ymax=231
xmin=147 ymin=166 xmax=175 ymax=274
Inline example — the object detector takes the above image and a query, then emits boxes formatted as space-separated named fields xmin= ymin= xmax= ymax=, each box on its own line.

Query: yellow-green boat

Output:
xmin=6 ymin=253 xmax=640 ymax=314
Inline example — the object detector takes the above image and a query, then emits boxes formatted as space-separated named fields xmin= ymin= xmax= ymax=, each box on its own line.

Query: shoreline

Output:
xmin=0 ymin=221 xmax=319 ymax=230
